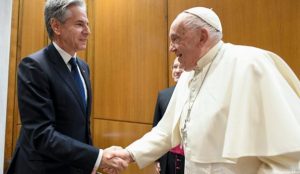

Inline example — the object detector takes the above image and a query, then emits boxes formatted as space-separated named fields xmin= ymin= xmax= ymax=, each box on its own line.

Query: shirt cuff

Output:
xmin=92 ymin=149 xmax=103 ymax=173
xmin=125 ymin=148 xmax=136 ymax=162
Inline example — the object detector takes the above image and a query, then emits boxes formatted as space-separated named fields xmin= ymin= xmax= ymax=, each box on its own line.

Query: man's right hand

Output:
xmin=100 ymin=146 xmax=129 ymax=174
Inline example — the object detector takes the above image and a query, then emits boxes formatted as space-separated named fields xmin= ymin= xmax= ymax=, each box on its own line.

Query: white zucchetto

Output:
xmin=184 ymin=7 xmax=222 ymax=32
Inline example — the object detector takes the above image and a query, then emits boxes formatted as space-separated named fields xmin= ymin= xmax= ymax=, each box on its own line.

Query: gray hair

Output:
xmin=181 ymin=13 xmax=223 ymax=41
xmin=44 ymin=0 xmax=86 ymax=40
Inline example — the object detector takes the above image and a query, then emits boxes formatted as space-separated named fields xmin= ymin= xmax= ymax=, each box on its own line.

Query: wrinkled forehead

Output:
xmin=169 ymin=13 xmax=190 ymax=37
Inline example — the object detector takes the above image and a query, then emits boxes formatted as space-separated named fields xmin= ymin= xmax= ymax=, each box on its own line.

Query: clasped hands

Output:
xmin=99 ymin=146 xmax=133 ymax=174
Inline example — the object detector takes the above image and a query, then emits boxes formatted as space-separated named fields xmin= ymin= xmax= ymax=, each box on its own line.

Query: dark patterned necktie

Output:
xmin=69 ymin=57 xmax=86 ymax=108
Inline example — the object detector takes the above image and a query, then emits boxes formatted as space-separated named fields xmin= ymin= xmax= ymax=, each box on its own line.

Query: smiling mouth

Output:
xmin=80 ymin=38 xmax=88 ymax=42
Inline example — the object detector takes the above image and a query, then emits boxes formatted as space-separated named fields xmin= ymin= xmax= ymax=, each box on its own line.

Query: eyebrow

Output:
xmin=75 ymin=19 xmax=89 ymax=24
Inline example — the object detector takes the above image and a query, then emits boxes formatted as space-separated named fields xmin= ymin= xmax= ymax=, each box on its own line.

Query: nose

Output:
xmin=83 ymin=25 xmax=91 ymax=35
xmin=169 ymin=42 xmax=176 ymax=52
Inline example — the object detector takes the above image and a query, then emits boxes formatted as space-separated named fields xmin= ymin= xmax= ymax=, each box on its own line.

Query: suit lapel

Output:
xmin=46 ymin=44 xmax=87 ymax=116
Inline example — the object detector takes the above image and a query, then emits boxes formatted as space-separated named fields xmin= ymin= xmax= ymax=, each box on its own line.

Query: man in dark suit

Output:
xmin=6 ymin=0 xmax=126 ymax=174
xmin=152 ymin=57 xmax=185 ymax=174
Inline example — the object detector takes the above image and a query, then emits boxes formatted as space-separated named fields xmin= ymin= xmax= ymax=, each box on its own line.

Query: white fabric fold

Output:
xmin=127 ymin=42 xmax=300 ymax=171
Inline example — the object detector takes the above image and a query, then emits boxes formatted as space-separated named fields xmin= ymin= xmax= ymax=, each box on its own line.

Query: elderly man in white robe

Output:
xmin=107 ymin=7 xmax=300 ymax=174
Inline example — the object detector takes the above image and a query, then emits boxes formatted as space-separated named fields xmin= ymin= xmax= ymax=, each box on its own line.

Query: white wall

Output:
xmin=0 ymin=0 xmax=13 ymax=173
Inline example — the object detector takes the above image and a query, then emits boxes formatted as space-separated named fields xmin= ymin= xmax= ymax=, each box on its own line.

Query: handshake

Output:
xmin=98 ymin=146 xmax=134 ymax=174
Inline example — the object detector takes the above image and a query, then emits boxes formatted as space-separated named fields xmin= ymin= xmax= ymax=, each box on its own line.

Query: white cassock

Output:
xmin=127 ymin=41 xmax=300 ymax=174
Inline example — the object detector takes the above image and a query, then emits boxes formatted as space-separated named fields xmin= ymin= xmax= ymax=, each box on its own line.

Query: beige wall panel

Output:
xmin=168 ymin=0 xmax=300 ymax=77
xmin=93 ymin=0 xmax=168 ymax=123
xmin=19 ymin=0 xmax=46 ymax=59
xmin=93 ymin=119 xmax=155 ymax=174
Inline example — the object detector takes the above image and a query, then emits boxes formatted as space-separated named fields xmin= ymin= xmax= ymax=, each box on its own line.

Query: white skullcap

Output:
xmin=184 ymin=7 xmax=222 ymax=32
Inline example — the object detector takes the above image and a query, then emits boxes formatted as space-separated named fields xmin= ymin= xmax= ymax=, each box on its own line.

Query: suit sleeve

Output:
xmin=17 ymin=57 xmax=99 ymax=171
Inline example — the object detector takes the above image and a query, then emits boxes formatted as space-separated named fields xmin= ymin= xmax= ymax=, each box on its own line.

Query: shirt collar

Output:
xmin=195 ymin=40 xmax=223 ymax=71
xmin=53 ymin=42 xmax=77 ymax=65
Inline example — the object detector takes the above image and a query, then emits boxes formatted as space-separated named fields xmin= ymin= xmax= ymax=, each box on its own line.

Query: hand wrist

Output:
xmin=125 ymin=148 xmax=135 ymax=163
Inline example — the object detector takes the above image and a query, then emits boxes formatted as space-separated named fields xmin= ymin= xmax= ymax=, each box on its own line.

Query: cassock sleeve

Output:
xmin=126 ymin=74 xmax=189 ymax=168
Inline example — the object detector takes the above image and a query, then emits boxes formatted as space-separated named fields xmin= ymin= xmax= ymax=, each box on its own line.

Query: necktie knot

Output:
xmin=69 ymin=57 xmax=77 ymax=70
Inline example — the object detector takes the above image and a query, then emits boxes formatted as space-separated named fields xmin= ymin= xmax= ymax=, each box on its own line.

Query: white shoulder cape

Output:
xmin=127 ymin=43 xmax=300 ymax=168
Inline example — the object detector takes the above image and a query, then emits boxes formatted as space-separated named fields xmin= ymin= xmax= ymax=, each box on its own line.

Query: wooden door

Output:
xmin=90 ymin=0 xmax=168 ymax=173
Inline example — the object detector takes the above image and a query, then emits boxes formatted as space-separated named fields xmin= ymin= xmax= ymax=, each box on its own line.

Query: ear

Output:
xmin=50 ymin=18 xmax=61 ymax=36
xmin=199 ymin=28 xmax=209 ymax=46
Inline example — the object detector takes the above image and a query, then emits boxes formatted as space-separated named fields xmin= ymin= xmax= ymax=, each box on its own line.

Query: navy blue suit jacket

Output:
xmin=7 ymin=44 xmax=98 ymax=174
xmin=152 ymin=86 xmax=175 ymax=127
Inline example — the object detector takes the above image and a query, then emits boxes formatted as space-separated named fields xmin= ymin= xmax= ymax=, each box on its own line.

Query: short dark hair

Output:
xmin=44 ymin=0 xmax=86 ymax=40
